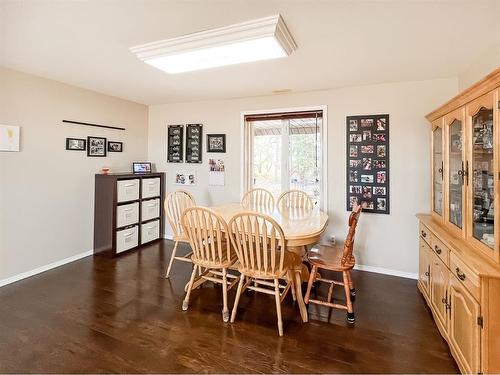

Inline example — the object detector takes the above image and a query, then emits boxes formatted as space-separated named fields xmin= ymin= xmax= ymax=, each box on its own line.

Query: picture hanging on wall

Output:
xmin=108 ymin=141 xmax=123 ymax=152
xmin=208 ymin=158 xmax=225 ymax=186
xmin=0 ymin=124 xmax=20 ymax=152
xmin=346 ymin=114 xmax=390 ymax=214
xmin=66 ymin=137 xmax=86 ymax=151
xmin=167 ymin=125 xmax=183 ymax=162
xmin=87 ymin=136 xmax=107 ymax=157
xmin=207 ymin=134 xmax=226 ymax=153
xmin=175 ymin=171 xmax=196 ymax=186
xmin=185 ymin=124 xmax=203 ymax=163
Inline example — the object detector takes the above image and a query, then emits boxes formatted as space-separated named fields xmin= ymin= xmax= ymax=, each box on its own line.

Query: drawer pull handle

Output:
xmin=123 ymin=232 xmax=135 ymax=237
xmin=425 ymin=271 xmax=429 ymax=276
xmin=123 ymin=208 xmax=133 ymax=212
xmin=421 ymin=230 xmax=427 ymax=238
xmin=456 ymin=267 xmax=466 ymax=281
xmin=434 ymin=245 xmax=442 ymax=254
xmin=124 ymin=183 xmax=136 ymax=187
xmin=147 ymin=203 xmax=157 ymax=207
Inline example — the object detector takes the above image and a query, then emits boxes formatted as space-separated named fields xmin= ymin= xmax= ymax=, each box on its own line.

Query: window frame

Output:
xmin=240 ymin=105 xmax=328 ymax=211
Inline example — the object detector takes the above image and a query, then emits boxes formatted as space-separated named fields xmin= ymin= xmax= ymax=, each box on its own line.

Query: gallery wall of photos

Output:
xmin=346 ymin=114 xmax=390 ymax=214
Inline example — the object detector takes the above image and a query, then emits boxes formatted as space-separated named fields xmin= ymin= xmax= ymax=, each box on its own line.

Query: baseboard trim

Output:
xmin=164 ymin=234 xmax=174 ymax=240
xmin=354 ymin=264 xmax=418 ymax=280
xmin=0 ymin=250 xmax=93 ymax=288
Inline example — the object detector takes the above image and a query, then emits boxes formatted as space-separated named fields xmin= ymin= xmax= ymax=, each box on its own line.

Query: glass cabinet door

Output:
xmin=432 ymin=123 xmax=444 ymax=217
xmin=447 ymin=114 xmax=465 ymax=231
xmin=468 ymin=95 xmax=495 ymax=251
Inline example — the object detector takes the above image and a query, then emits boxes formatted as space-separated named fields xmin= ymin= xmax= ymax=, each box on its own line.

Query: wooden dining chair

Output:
xmin=181 ymin=206 xmax=238 ymax=322
xmin=304 ymin=204 xmax=362 ymax=323
xmin=277 ymin=190 xmax=314 ymax=210
xmin=228 ymin=212 xmax=303 ymax=336
xmin=164 ymin=190 xmax=195 ymax=278
xmin=241 ymin=188 xmax=275 ymax=209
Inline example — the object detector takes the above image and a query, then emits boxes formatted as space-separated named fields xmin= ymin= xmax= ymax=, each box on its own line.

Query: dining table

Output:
xmin=210 ymin=202 xmax=329 ymax=323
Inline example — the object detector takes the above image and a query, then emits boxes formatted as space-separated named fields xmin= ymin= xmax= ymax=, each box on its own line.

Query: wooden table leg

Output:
xmin=294 ymin=269 xmax=308 ymax=323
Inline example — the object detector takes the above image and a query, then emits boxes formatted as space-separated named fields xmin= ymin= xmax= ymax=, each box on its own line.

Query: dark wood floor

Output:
xmin=0 ymin=240 xmax=458 ymax=373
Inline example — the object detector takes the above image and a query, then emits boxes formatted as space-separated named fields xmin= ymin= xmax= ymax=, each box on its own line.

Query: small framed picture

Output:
xmin=87 ymin=136 xmax=106 ymax=157
xmin=349 ymin=119 xmax=358 ymax=131
xmin=66 ymin=137 xmax=86 ymax=151
xmin=108 ymin=141 xmax=123 ymax=152
xmin=207 ymin=134 xmax=226 ymax=153
xmin=133 ymin=162 xmax=152 ymax=174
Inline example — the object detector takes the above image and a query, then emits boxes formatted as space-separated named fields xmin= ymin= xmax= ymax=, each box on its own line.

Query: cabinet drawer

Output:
xmin=117 ymin=179 xmax=140 ymax=202
xmin=450 ymin=252 xmax=480 ymax=301
xmin=116 ymin=202 xmax=139 ymax=228
xmin=142 ymin=178 xmax=161 ymax=199
xmin=142 ymin=198 xmax=160 ymax=222
xmin=430 ymin=235 xmax=450 ymax=267
xmin=116 ymin=225 xmax=138 ymax=253
xmin=419 ymin=223 xmax=431 ymax=246
xmin=141 ymin=220 xmax=160 ymax=244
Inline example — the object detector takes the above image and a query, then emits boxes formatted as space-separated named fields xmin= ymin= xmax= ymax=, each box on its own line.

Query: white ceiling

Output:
xmin=1 ymin=0 xmax=499 ymax=105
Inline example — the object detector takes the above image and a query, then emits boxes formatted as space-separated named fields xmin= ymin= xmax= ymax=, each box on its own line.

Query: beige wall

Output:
xmin=0 ymin=68 xmax=148 ymax=282
xmin=149 ymin=78 xmax=458 ymax=277
xmin=458 ymin=45 xmax=500 ymax=90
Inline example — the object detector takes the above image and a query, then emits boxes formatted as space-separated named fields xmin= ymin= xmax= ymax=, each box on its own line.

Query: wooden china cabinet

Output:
xmin=418 ymin=68 xmax=500 ymax=374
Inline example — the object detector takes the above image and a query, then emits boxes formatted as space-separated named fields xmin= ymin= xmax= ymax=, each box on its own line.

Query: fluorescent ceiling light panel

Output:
xmin=130 ymin=15 xmax=297 ymax=74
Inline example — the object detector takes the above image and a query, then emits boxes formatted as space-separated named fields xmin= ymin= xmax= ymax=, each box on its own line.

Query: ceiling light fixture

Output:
xmin=130 ymin=14 xmax=297 ymax=74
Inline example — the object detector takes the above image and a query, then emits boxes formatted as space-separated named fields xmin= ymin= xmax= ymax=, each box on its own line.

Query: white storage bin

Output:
xmin=116 ymin=202 xmax=139 ymax=228
xmin=141 ymin=220 xmax=160 ymax=244
xmin=142 ymin=178 xmax=161 ymax=199
xmin=116 ymin=225 xmax=138 ymax=253
xmin=117 ymin=179 xmax=139 ymax=202
xmin=142 ymin=198 xmax=160 ymax=222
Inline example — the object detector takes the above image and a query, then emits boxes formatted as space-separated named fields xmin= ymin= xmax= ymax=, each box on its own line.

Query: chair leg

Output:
xmin=182 ymin=264 xmax=198 ymax=311
xmin=222 ymin=268 xmax=229 ymax=322
xmin=294 ymin=269 xmax=308 ymax=323
xmin=343 ymin=271 xmax=355 ymax=323
xmin=164 ymin=241 xmax=179 ymax=278
xmin=231 ymin=274 xmax=245 ymax=323
xmin=288 ymin=270 xmax=296 ymax=301
xmin=274 ymin=278 xmax=283 ymax=336
xmin=304 ymin=265 xmax=318 ymax=304
xmin=346 ymin=270 xmax=356 ymax=300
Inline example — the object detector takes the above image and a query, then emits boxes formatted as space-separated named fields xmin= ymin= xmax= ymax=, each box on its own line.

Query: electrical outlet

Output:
xmin=330 ymin=235 xmax=336 ymax=245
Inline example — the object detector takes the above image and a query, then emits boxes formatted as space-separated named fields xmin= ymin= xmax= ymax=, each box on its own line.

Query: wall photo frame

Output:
xmin=185 ymin=124 xmax=202 ymax=163
xmin=346 ymin=114 xmax=390 ymax=214
xmin=66 ymin=137 xmax=86 ymax=151
xmin=167 ymin=125 xmax=184 ymax=162
xmin=0 ymin=125 xmax=20 ymax=152
xmin=87 ymin=136 xmax=107 ymax=157
xmin=207 ymin=134 xmax=226 ymax=153
xmin=108 ymin=141 xmax=123 ymax=152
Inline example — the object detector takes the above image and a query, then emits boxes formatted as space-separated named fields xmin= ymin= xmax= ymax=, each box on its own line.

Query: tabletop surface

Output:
xmin=210 ymin=203 xmax=329 ymax=240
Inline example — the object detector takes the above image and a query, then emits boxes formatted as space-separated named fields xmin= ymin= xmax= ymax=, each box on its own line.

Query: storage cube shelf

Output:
xmin=94 ymin=172 xmax=165 ymax=256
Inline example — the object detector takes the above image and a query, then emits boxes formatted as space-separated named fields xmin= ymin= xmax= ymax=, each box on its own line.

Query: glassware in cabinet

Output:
xmin=432 ymin=120 xmax=444 ymax=218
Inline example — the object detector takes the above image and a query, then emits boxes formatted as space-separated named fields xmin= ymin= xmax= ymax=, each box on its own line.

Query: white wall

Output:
xmin=149 ymin=78 xmax=458 ymax=277
xmin=0 ymin=68 xmax=148 ymax=283
xmin=458 ymin=45 xmax=500 ymax=90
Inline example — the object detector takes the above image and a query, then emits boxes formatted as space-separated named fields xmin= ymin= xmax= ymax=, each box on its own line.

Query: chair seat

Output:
xmin=237 ymin=250 xmax=303 ymax=279
xmin=307 ymin=244 xmax=355 ymax=271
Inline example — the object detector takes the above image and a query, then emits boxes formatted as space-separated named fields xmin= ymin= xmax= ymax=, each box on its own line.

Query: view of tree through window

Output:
xmin=249 ymin=114 xmax=322 ymax=205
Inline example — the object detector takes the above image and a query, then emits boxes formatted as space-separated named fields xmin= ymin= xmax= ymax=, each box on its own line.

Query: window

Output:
xmin=243 ymin=110 xmax=324 ymax=206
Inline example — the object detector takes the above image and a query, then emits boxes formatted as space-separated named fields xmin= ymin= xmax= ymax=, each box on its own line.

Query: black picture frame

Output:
xmin=87 ymin=136 xmax=107 ymax=157
xmin=185 ymin=124 xmax=203 ymax=163
xmin=66 ymin=137 xmax=86 ymax=151
xmin=346 ymin=114 xmax=390 ymax=214
xmin=167 ymin=125 xmax=184 ymax=163
xmin=207 ymin=134 xmax=226 ymax=153
xmin=133 ymin=162 xmax=152 ymax=174
xmin=108 ymin=141 xmax=123 ymax=152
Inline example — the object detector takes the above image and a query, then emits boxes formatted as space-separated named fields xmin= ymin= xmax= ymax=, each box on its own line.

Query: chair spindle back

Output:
xmin=241 ymin=188 xmax=275 ymax=209
xmin=228 ymin=212 xmax=287 ymax=277
xmin=277 ymin=190 xmax=314 ymax=210
xmin=181 ymin=207 xmax=231 ymax=265
xmin=341 ymin=204 xmax=362 ymax=266
xmin=165 ymin=190 xmax=195 ymax=238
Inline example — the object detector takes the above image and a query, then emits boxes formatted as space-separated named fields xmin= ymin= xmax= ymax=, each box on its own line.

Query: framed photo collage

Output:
xmin=346 ymin=114 xmax=390 ymax=214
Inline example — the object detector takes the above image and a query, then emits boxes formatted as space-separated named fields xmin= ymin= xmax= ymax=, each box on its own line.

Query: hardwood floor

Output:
xmin=0 ymin=240 xmax=458 ymax=373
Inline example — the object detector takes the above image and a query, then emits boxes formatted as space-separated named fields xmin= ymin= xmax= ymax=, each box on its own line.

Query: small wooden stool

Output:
xmin=304 ymin=204 xmax=361 ymax=323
